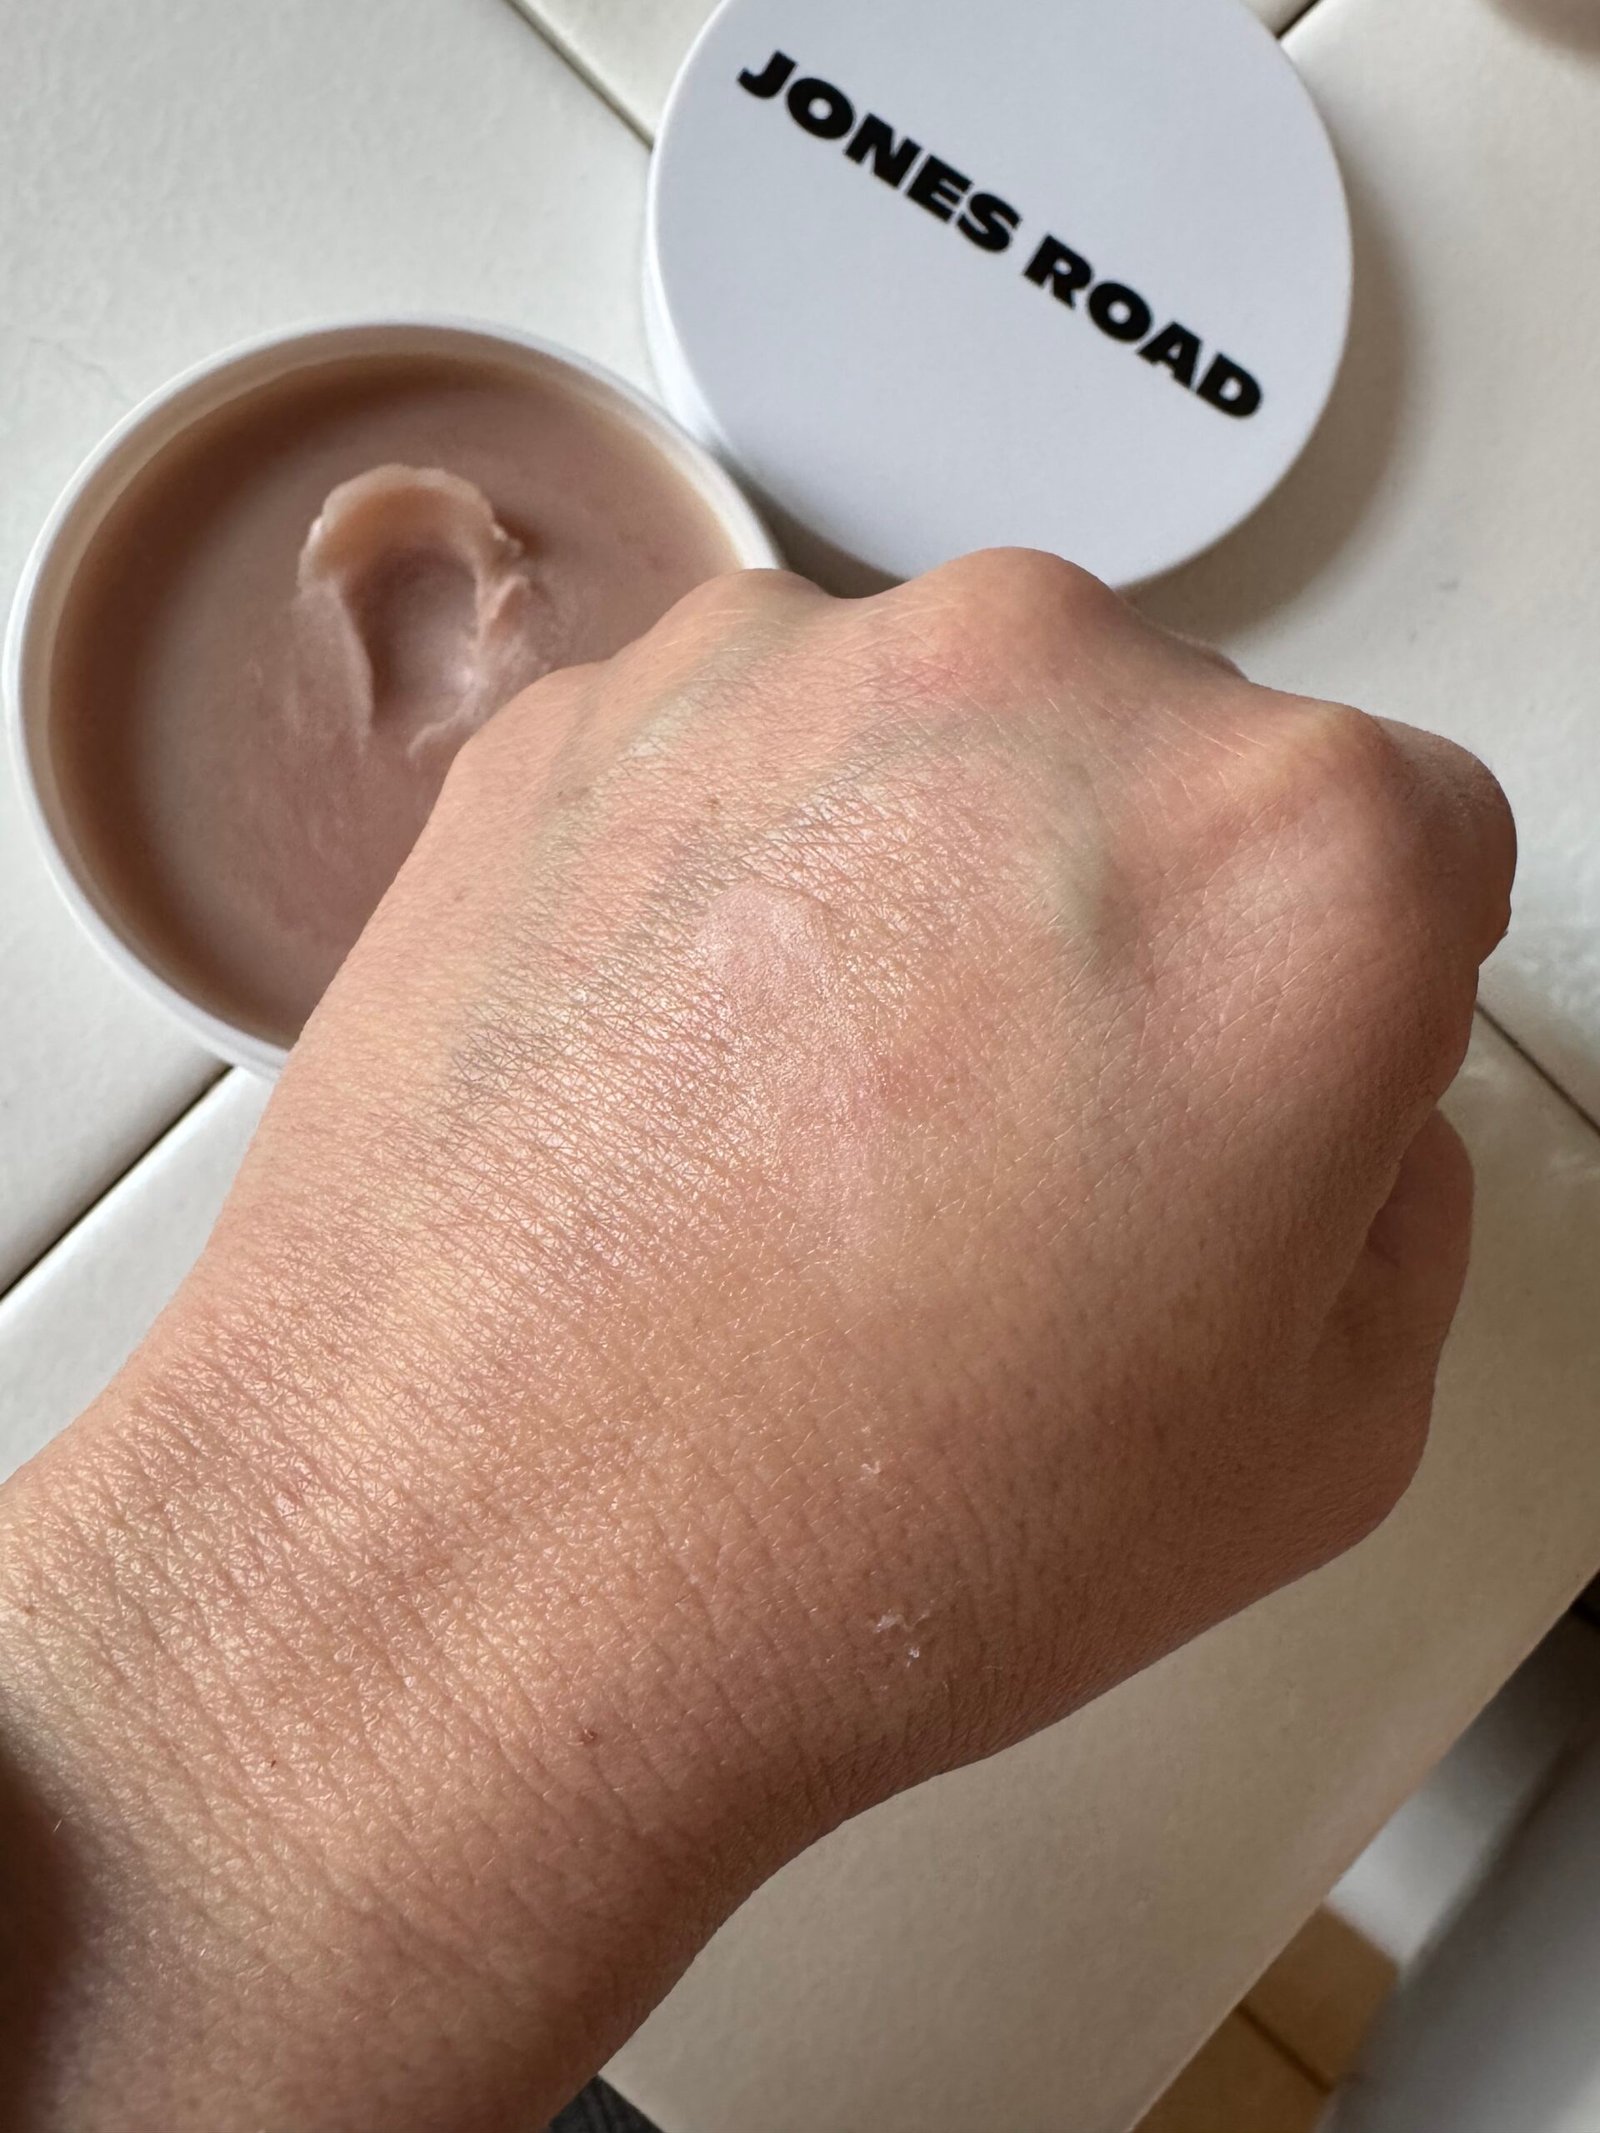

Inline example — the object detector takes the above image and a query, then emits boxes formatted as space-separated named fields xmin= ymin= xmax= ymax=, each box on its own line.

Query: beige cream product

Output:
xmin=8 ymin=323 xmax=777 ymax=1069
xmin=43 ymin=346 xmax=747 ymax=1052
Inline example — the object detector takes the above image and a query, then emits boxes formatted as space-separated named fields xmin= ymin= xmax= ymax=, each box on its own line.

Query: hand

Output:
xmin=0 ymin=553 xmax=1513 ymax=2129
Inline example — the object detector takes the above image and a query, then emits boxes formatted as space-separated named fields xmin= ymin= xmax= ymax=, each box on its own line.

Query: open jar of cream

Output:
xmin=6 ymin=320 xmax=778 ymax=1073
xmin=10 ymin=0 xmax=1357 ymax=1077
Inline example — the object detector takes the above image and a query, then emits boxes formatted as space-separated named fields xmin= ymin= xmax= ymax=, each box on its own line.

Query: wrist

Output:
xmin=0 ymin=1317 xmax=827 ymax=2129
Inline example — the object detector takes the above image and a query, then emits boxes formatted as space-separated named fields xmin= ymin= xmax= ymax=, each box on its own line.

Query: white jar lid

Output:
xmin=645 ymin=0 xmax=1352 ymax=588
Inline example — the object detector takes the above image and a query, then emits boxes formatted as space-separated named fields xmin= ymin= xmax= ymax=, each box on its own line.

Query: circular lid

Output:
xmin=646 ymin=0 xmax=1352 ymax=588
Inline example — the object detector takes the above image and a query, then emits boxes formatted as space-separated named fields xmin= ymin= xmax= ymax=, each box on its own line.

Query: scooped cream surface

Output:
xmin=53 ymin=353 xmax=742 ymax=1048
xmin=288 ymin=463 xmax=559 ymax=754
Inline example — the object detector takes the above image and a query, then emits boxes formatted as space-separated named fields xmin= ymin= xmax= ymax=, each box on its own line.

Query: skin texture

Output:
xmin=0 ymin=554 xmax=1513 ymax=2129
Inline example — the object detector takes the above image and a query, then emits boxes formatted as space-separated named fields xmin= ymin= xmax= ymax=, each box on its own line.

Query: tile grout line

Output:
xmin=1235 ymin=2000 xmax=1334 ymax=2098
xmin=494 ymin=0 xmax=653 ymax=146
xmin=0 ymin=1066 xmax=232 ymax=1314
xmin=495 ymin=0 xmax=1337 ymax=146
xmin=1474 ymin=1004 xmax=1600 ymax=1143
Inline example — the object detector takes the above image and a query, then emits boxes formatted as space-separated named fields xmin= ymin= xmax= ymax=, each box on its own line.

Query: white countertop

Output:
xmin=3 ymin=2 xmax=1599 ymax=2129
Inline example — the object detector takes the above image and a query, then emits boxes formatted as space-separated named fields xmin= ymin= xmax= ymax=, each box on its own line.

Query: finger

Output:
xmin=1372 ymin=717 xmax=1517 ymax=969
xmin=1361 ymin=1106 xmax=1476 ymax=1301
xmin=1307 ymin=1109 xmax=1476 ymax=1538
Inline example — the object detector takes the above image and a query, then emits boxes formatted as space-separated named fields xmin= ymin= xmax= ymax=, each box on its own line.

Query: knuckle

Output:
xmin=1222 ymin=701 xmax=1489 ymax=1071
xmin=670 ymin=565 xmax=817 ymax=632
xmin=887 ymin=548 xmax=1130 ymax=702
xmin=1241 ymin=699 xmax=1426 ymax=891
xmin=1288 ymin=696 xmax=1408 ymax=801
xmin=929 ymin=546 xmax=1123 ymax=634
xmin=1438 ymin=735 xmax=1518 ymax=871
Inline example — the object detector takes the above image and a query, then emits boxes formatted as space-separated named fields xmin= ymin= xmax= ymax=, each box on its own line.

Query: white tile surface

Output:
xmin=0 ymin=1074 xmax=267 ymax=1480
xmin=1331 ymin=1615 xmax=1600 ymax=1971
xmin=1142 ymin=0 xmax=1600 ymax=1125
xmin=1326 ymin=1719 xmax=1600 ymax=2133
xmin=0 ymin=857 xmax=215 ymax=1292
xmin=0 ymin=0 xmax=649 ymax=1287
xmin=609 ymin=1020 xmax=1600 ymax=2133
xmin=511 ymin=0 xmax=1309 ymax=141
